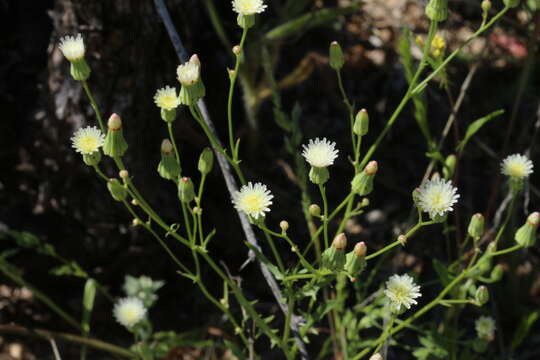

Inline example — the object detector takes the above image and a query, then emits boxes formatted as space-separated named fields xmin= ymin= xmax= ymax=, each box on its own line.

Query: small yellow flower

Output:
xmin=501 ymin=154 xmax=534 ymax=179
xmin=232 ymin=182 xmax=273 ymax=219
xmin=302 ymin=138 xmax=339 ymax=168
xmin=384 ymin=274 xmax=421 ymax=312
xmin=431 ymin=34 xmax=446 ymax=57
xmin=59 ymin=34 xmax=86 ymax=62
xmin=417 ymin=178 xmax=459 ymax=219
xmin=71 ymin=126 xmax=105 ymax=154
xmin=113 ymin=297 xmax=146 ymax=328
xmin=154 ymin=86 xmax=180 ymax=110
xmin=232 ymin=0 xmax=267 ymax=15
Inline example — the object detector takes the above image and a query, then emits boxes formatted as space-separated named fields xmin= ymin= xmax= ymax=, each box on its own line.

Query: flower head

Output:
xmin=417 ymin=178 xmax=460 ymax=219
xmin=232 ymin=0 xmax=267 ymax=15
xmin=232 ymin=182 xmax=273 ymax=219
xmin=71 ymin=126 xmax=105 ymax=154
xmin=501 ymin=154 xmax=533 ymax=179
xmin=384 ymin=274 xmax=421 ymax=312
xmin=113 ymin=297 xmax=146 ymax=328
xmin=302 ymin=138 xmax=339 ymax=168
xmin=475 ymin=316 xmax=496 ymax=341
xmin=59 ymin=34 xmax=85 ymax=62
xmin=154 ymin=86 xmax=180 ymax=110
xmin=177 ymin=56 xmax=201 ymax=86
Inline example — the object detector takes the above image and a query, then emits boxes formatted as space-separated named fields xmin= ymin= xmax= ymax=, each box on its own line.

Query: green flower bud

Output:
xmin=178 ymin=177 xmax=195 ymax=203
xmin=82 ymin=151 xmax=101 ymax=166
xmin=198 ymin=147 xmax=214 ymax=175
xmin=426 ymin=0 xmax=448 ymax=22
xmin=322 ymin=233 xmax=347 ymax=271
xmin=160 ymin=107 xmax=177 ymax=123
xmin=351 ymin=161 xmax=378 ymax=196
xmin=473 ymin=338 xmax=488 ymax=353
xmin=309 ymin=204 xmax=321 ymax=217
xmin=515 ymin=212 xmax=539 ymax=247
xmin=107 ymin=178 xmax=127 ymax=201
xmin=237 ymin=14 xmax=255 ymax=29
xmin=70 ymin=58 xmax=91 ymax=81
xmin=443 ymin=154 xmax=457 ymax=179
xmin=103 ymin=114 xmax=128 ymax=158
xmin=345 ymin=242 xmax=367 ymax=278
xmin=280 ymin=220 xmax=289 ymax=233
xmin=158 ymin=139 xmax=180 ymax=181
xmin=353 ymin=109 xmax=369 ymax=136
xmin=329 ymin=41 xmax=345 ymax=70
xmin=309 ymin=166 xmax=329 ymax=185
xmin=475 ymin=285 xmax=489 ymax=306
xmin=481 ymin=0 xmax=492 ymax=13
xmin=490 ymin=264 xmax=504 ymax=282
xmin=468 ymin=213 xmax=485 ymax=241
xmin=503 ymin=0 xmax=520 ymax=8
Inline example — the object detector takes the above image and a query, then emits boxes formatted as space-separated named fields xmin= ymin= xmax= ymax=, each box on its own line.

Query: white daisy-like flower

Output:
xmin=177 ymin=57 xmax=200 ymax=86
xmin=302 ymin=138 xmax=339 ymax=168
xmin=384 ymin=274 xmax=421 ymax=312
xmin=232 ymin=0 xmax=267 ymax=15
xmin=113 ymin=297 xmax=146 ymax=328
xmin=154 ymin=86 xmax=180 ymax=110
xmin=71 ymin=126 xmax=105 ymax=154
xmin=417 ymin=178 xmax=460 ymax=219
xmin=475 ymin=316 xmax=496 ymax=341
xmin=501 ymin=154 xmax=534 ymax=179
xmin=59 ymin=34 xmax=85 ymax=62
xmin=232 ymin=182 xmax=273 ymax=219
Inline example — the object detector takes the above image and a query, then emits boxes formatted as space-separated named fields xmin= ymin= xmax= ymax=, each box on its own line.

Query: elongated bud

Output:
xmin=468 ymin=213 xmax=485 ymax=241
xmin=426 ymin=0 xmax=448 ymax=22
xmin=82 ymin=151 xmax=101 ymax=166
xmin=481 ymin=0 xmax=491 ymax=13
xmin=178 ymin=177 xmax=195 ymax=203
xmin=107 ymin=178 xmax=127 ymax=201
xmin=475 ymin=286 xmax=489 ymax=306
xmin=309 ymin=166 xmax=329 ymax=185
xmin=345 ymin=242 xmax=367 ymax=278
xmin=351 ymin=161 xmax=378 ymax=195
xmin=353 ymin=109 xmax=369 ymax=136
xmin=329 ymin=41 xmax=345 ymax=70
xmin=369 ymin=354 xmax=383 ymax=360
xmin=280 ymin=220 xmax=289 ymax=233
xmin=490 ymin=264 xmax=503 ymax=282
xmin=322 ymin=233 xmax=347 ymax=271
xmin=515 ymin=212 xmax=539 ymax=247
xmin=309 ymin=204 xmax=321 ymax=217
xmin=103 ymin=114 xmax=128 ymax=157
xmin=232 ymin=45 xmax=241 ymax=56
xmin=443 ymin=154 xmax=456 ymax=179
xmin=333 ymin=233 xmax=347 ymax=250
xmin=158 ymin=139 xmax=180 ymax=181
xmin=198 ymin=147 xmax=214 ymax=175
xmin=503 ymin=0 xmax=520 ymax=8
xmin=354 ymin=242 xmax=366 ymax=257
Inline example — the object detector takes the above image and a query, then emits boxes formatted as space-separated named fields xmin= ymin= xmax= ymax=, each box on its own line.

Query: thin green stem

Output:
xmin=167 ymin=122 xmax=181 ymax=165
xmin=81 ymin=81 xmax=105 ymax=132
xmin=262 ymin=229 xmax=286 ymax=272
xmin=336 ymin=69 xmax=356 ymax=151
xmin=491 ymin=244 xmax=523 ymax=257
xmin=319 ymin=184 xmax=330 ymax=249
xmin=494 ymin=194 xmax=517 ymax=245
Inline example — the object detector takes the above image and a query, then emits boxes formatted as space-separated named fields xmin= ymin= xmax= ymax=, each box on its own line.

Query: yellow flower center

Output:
xmin=507 ymin=162 xmax=526 ymax=178
xmin=78 ymin=135 xmax=99 ymax=153
xmin=243 ymin=195 xmax=262 ymax=212
xmin=120 ymin=307 xmax=139 ymax=323
xmin=158 ymin=95 xmax=178 ymax=109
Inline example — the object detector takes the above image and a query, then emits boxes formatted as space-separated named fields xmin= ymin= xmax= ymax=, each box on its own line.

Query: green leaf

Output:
xmin=433 ymin=259 xmax=451 ymax=286
xmin=244 ymin=242 xmax=284 ymax=280
xmin=81 ymin=279 xmax=97 ymax=334
xmin=456 ymin=110 xmax=504 ymax=153
xmin=511 ymin=311 xmax=539 ymax=350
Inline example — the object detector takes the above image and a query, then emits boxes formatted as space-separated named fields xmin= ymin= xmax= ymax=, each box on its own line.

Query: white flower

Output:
xmin=59 ymin=34 xmax=85 ymax=62
xmin=177 ymin=57 xmax=200 ymax=86
xmin=113 ymin=297 xmax=146 ymax=328
xmin=501 ymin=154 xmax=533 ymax=179
xmin=302 ymin=138 xmax=339 ymax=168
xmin=154 ymin=86 xmax=180 ymax=110
xmin=232 ymin=182 xmax=273 ymax=219
xmin=384 ymin=274 xmax=421 ymax=312
xmin=71 ymin=126 xmax=105 ymax=154
xmin=232 ymin=0 xmax=267 ymax=15
xmin=475 ymin=316 xmax=496 ymax=341
xmin=417 ymin=178 xmax=459 ymax=219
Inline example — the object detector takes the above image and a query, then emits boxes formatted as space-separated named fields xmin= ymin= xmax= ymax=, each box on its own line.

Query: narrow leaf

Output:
xmin=456 ymin=110 xmax=504 ymax=153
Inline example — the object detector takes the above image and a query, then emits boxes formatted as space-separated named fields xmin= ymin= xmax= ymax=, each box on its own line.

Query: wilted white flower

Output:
xmin=113 ymin=297 xmax=146 ymax=328
xmin=232 ymin=0 xmax=267 ymax=15
xmin=71 ymin=126 xmax=105 ymax=154
xmin=475 ymin=316 xmax=496 ymax=341
xmin=302 ymin=138 xmax=339 ymax=168
xmin=501 ymin=154 xmax=533 ymax=179
xmin=59 ymin=34 xmax=85 ymax=62
xmin=417 ymin=178 xmax=459 ymax=219
xmin=154 ymin=86 xmax=180 ymax=110
xmin=384 ymin=274 xmax=421 ymax=312
xmin=232 ymin=182 xmax=273 ymax=219
xmin=177 ymin=57 xmax=201 ymax=86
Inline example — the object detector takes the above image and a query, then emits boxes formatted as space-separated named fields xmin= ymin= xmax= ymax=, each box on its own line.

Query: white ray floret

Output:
xmin=59 ymin=34 xmax=85 ymax=62
xmin=475 ymin=316 xmax=496 ymax=341
xmin=501 ymin=154 xmax=533 ymax=179
xmin=417 ymin=178 xmax=459 ymax=219
xmin=113 ymin=297 xmax=146 ymax=328
xmin=232 ymin=182 xmax=273 ymax=219
xmin=154 ymin=86 xmax=180 ymax=110
xmin=71 ymin=126 xmax=105 ymax=154
xmin=302 ymin=138 xmax=339 ymax=168
xmin=384 ymin=274 xmax=421 ymax=312
xmin=177 ymin=59 xmax=200 ymax=86
xmin=232 ymin=0 xmax=267 ymax=15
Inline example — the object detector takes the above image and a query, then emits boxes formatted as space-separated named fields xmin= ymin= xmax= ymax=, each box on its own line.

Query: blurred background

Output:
xmin=1 ymin=0 xmax=539 ymax=358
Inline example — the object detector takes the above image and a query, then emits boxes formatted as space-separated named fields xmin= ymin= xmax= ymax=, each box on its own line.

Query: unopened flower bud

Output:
xmin=280 ymin=220 xmax=289 ymax=233
xmin=103 ymin=114 xmax=128 ymax=157
xmin=232 ymin=45 xmax=241 ymax=55
xmin=351 ymin=161 xmax=378 ymax=196
xmin=490 ymin=264 xmax=503 ymax=282
xmin=426 ymin=0 xmax=448 ymax=22
xmin=481 ymin=0 xmax=491 ymax=13
xmin=475 ymin=286 xmax=489 ymax=306
xmin=322 ymin=233 xmax=347 ymax=271
xmin=119 ymin=170 xmax=129 ymax=180
xmin=198 ymin=147 xmax=214 ymax=175
xmin=398 ymin=235 xmax=407 ymax=245
xmin=107 ymin=178 xmax=127 ymax=201
xmin=353 ymin=242 xmax=367 ymax=257
xmin=132 ymin=218 xmax=142 ymax=226
xmin=468 ymin=213 xmax=485 ymax=241
xmin=108 ymin=113 xmax=122 ymax=130
xmin=443 ymin=154 xmax=457 ymax=179
xmin=361 ymin=198 xmax=370 ymax=207
xmin=309 ymin=166 xmax=329 ymax=185
xmin=353 ymin=109 xmax=369 ymax=136
xmin=178 ymin=177 xmax=195 ymax=203
xmin=131 ymin=199 xmax=139 ymax=206
xmin=332 ymin=233 xmax=348 ymax=250
xmin=158 ymin=145 xmax=181 ymax=181
xmin=329 ymin=41 xmax=345 ymax=70
xmin=309 ymin=204 xmax=321 ymax=217
xmin=503 ymin=0 xmax=520 ymax=8
xmin=345 ymin=243 xmax=367 ymax=275
xmin=369 ymin=354 xmax=383 ymax=360
xmin=515 ymin=212 xmax=539 ymax=247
